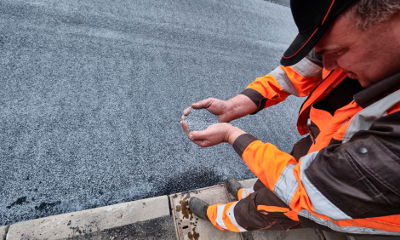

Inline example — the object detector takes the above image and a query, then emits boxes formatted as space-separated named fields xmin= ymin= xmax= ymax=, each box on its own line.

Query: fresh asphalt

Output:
xmin=0 ymin=0 xmax=299 ymax=225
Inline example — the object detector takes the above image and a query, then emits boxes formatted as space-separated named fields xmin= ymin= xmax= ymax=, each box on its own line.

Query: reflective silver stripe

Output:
xmin=226 ymin=202 xmax=247 ymax=232
xmin=298 ymin=209 xmax=400 ymax=236
xmin=343 ymin=90 xmax=400 ymax=143
xmin=274 ymin=152 xmax=351 ymax=220
xmin=301 ymin=176 xmax=351 ymax=220
xmin=299 ymin=151 xmax=351 ymax=220
xmin=241 ymin=186 xmax=254 ymax=199
xmin=273 ymin=164 xmax=298 ymax=205
xmin=270 ymin=66 xmax=299 ymax=97
xmin=270 ymin=58 xmax=322 ymax=97
xmin=292 ymin=57 xmax=323 ymax=79
xmin=216 ymin=205 xmax=227 ymax=230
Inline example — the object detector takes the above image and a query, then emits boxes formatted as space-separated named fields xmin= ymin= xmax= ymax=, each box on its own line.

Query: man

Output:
xmin=180 ymin=0 xmax=400 ymax=236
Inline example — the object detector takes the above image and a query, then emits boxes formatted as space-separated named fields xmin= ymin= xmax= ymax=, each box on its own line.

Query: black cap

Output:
xmin=280 ymin=0 xmax=356 ymax=66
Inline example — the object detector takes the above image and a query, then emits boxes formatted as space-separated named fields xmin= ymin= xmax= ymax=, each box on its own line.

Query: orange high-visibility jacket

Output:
xmin=235 ymin=52 xmax=400 ymax=235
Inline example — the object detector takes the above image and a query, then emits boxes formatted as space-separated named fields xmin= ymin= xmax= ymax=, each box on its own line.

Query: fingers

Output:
xmin=189 ymin=130 xmax=216 ymax=147
xmin=180 ymin=120 xmax=190 ymax=136
xmin=184 ymin=123 xmax=229 ymax=147
xmin=189 ymin=130 xmax=208 ymax=141
xmin=182 ymin=107 xmax=191 ymax=121
xmin=190 ymin=131 xmax=211 ymax=147
xmin=180 ymin=126 xmax=210 ymax=147
xmin=180 ymin=122 xmax=209 ymax=147
xmin=191 ymin=98 xmax=214 ymax=109
xmin=182 ymin=107 xmax=191 ymax=119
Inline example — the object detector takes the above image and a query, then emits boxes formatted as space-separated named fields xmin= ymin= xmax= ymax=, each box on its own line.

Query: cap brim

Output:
xmin=280 ymin=23 xmax=331 ymax=66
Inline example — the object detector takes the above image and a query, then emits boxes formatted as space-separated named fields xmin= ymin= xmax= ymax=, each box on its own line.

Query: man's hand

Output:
xmin=181 ymin=95 xmax=258 ymax=124
xmin=180 ymin=95 xmax=255 ymax=147
xmin=180 ymin=122 xmax=246 ymax=147
xmin=182 ymin=98 xmax=232 ymax=123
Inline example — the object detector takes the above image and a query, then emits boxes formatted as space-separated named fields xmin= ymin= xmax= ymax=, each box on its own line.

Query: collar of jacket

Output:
xmin=354 ymin=71 xmax=400 ymax=108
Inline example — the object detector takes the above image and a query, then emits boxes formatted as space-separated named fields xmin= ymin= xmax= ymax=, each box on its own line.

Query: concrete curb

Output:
xmin=5 ymin=195 xmax=169 ymax=239
xmin=1 ymin=226 xmax=8 ymax=240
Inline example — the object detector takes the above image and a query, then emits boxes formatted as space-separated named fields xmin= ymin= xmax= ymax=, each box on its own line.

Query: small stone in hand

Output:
xmin=185 ymin=108 xmax=219 ymax=132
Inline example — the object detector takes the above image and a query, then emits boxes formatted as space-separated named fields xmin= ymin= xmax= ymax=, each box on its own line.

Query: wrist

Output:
xmin=226 ymin=95 xmax=257 ymax=121
xmin=226 ymin=125 xmax=246 ymax=145
xmin=222 ymin=104 xmax=233 ymax=123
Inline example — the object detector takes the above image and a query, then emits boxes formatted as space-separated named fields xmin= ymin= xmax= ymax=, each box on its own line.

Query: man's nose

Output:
xmin=322 ymin=53 xmax=339 ymax=71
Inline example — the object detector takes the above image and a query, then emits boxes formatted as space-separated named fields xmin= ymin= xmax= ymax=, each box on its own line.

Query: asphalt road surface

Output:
xmin=0 ymin=0 xmax=299 ymax=225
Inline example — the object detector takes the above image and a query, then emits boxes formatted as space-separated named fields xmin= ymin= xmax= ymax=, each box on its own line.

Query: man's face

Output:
xmin=314 ymin=13 xmax=400 ymax=87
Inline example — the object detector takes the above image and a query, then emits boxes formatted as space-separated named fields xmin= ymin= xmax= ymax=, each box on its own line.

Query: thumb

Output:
xmin=189 ymin=130 xmax=207 ymax=141
xmin=192 ymin=98 xmax=214 ymax=109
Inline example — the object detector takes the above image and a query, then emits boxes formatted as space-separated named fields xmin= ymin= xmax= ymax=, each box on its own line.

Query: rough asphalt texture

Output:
xmin=185 ymin=108 xmax=219 ymax=132
xmin=0 ymin=0 xmax=299 ymax=225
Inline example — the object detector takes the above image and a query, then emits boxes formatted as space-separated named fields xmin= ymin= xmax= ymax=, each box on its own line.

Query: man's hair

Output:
xmin=345 ymin=0 xmax=400 ymax=30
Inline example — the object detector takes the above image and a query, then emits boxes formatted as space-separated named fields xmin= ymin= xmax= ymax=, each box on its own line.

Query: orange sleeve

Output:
xmin=281 ymin=66 xmax=321 ymax=97
xmin=233 ymin=134 xmax=297 ymax=191
xmin=245 ymin=73 xmax=290 ymax=109
xmin=243 ymin=65 xmax=321 ymax=112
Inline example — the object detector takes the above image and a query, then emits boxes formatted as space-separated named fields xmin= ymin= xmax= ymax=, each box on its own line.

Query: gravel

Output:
xmin=185 ymin=108 xmax=219 ymax=132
